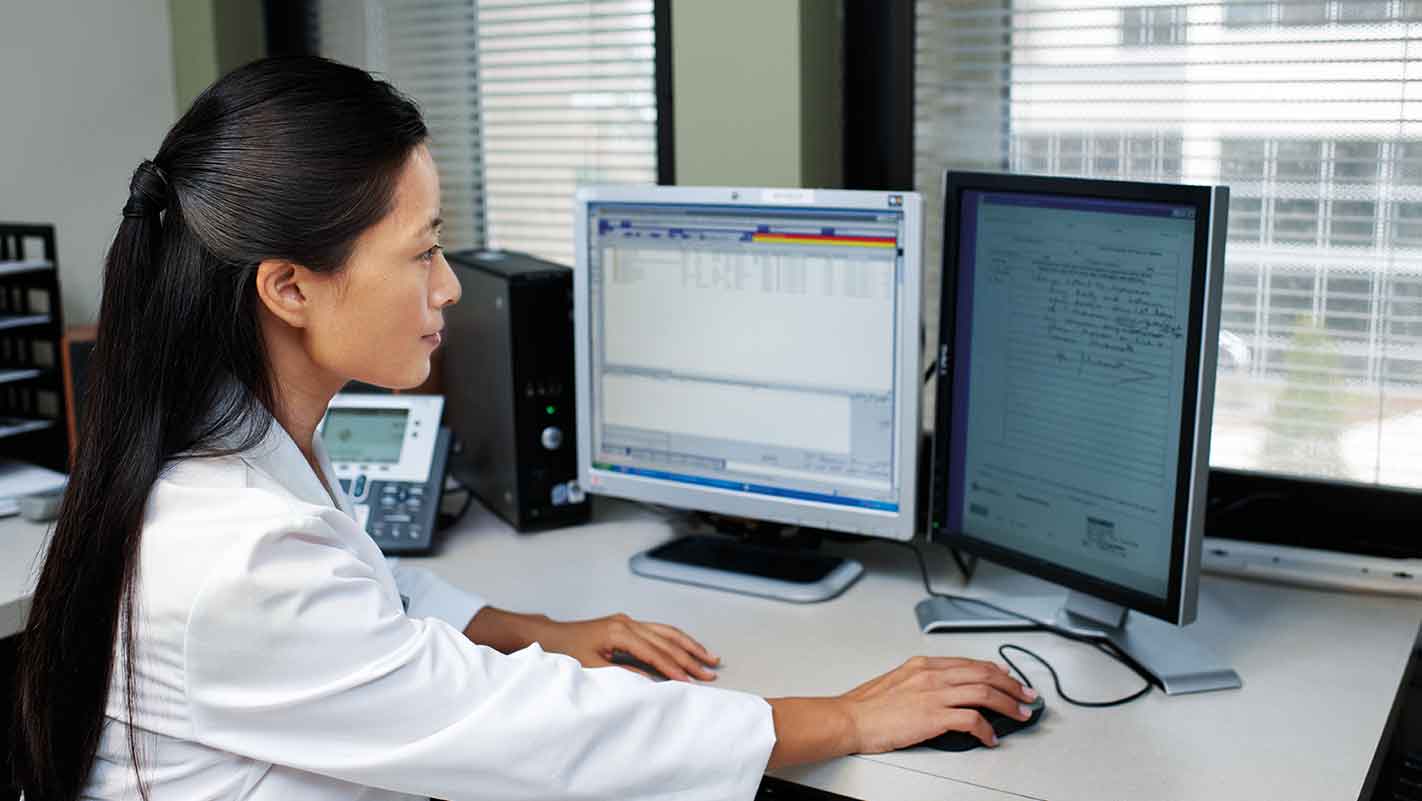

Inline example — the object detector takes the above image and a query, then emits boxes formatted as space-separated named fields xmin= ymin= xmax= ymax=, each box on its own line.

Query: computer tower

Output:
xmin=443 ymin=249 xmax=589 ymax=530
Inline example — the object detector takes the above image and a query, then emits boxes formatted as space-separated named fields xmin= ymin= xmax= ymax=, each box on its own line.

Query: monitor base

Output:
xmin=630 ymin=534 xmax=864 ymax=603
xmin=915 ymin=593 xmax=1242 ymax=695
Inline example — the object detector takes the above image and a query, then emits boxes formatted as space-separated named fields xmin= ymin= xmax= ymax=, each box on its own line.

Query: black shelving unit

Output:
xmin=0 ymin=224 xmax=69 ymax=473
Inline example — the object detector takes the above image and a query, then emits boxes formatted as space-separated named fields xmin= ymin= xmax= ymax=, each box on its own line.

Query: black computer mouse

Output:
xmin=915 ymin=695 xmax=1046 ymax=751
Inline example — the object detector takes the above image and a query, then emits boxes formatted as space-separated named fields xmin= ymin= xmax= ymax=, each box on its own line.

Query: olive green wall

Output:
xmin=671 ymin=0 xmax=843 ymax=188
xmin=169 ymin=0 xmax=266 ymax=113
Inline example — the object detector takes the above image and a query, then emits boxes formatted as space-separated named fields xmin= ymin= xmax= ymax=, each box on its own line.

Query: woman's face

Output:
xmin=298 ymin=143 xmax=461 ymax=391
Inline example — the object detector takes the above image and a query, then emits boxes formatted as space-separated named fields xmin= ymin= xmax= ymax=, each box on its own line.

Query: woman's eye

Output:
xmin=420 ymin=244 xmax=443 ymax=263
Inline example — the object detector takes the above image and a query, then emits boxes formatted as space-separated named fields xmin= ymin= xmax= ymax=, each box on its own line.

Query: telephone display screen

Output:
xmin=323 ymin=407 xmax=408 ymax=464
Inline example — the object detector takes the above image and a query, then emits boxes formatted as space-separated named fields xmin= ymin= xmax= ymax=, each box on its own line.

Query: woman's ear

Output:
xmin=255 ymin=259 xmax=317 ymax=328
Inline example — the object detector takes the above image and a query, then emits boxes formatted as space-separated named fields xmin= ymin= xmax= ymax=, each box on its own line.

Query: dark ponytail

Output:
xmin=12 ymin=56 xmax=428 ymax=801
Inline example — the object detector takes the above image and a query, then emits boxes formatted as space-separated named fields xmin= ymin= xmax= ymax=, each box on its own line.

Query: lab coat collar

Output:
xmin=312 ymin=430 xmax=356 ymax=517
xmin=238 ymin=418 xmax=353 ymax=516
xmin=188 ymin=378 xmax=354 ymax=517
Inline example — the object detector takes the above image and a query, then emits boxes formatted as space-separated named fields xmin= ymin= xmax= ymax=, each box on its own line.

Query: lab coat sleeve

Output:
xmin=385 ymin=556 xmax=487 ymax=632
xmin=184 ymin=515 xmax=777 ymax=801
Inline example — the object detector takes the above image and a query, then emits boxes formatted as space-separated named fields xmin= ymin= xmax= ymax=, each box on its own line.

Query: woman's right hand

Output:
xmin=766 ymin=655 xmax=1039 ymax=769
xmin=839 ymin=655 xmax=1038 ymax=753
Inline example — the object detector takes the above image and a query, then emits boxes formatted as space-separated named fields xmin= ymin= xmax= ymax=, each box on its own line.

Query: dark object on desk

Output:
xmin=0 ymin=224 xmax=71 ymax=474
xmin=645 ymin=531 xmax=851 ymax=585
xmin=1207 ymin=467 xmax=1422 ymax=560
xmin=0 ymin=634 xmax=18 ymax=801
xmin=442 ymin=249 xmax=588 ymax=532
xmin=756 ymin=776 xmax=860 ymax=801
xmin=1370 ymin=643 xmax=1422 ymax=801
xmin=609 ymin=649 xmax=668 ymax=681
xmin=915 ymin=696 xmax=1045 ymax=752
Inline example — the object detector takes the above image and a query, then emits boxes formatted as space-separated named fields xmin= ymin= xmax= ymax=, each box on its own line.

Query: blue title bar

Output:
xmin=982 ymin=193 xmax=1195 ymax=219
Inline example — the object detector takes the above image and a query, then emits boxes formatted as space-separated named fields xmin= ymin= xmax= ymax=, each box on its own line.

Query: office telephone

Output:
xmin=321 ymin=393 xmax=450 ymax=554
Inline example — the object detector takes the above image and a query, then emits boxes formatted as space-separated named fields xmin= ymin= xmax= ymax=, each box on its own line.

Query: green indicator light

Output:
xmin=546 ymin=405 xmax=556 ymax=415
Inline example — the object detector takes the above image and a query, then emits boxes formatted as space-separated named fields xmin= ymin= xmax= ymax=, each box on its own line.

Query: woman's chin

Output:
xmin=350 ymin=362 xmax=431 ymax=393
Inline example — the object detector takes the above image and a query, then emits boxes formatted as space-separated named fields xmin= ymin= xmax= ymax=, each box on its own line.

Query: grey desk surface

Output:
xmin=3 ymin=499 xmax=1419 ymax=801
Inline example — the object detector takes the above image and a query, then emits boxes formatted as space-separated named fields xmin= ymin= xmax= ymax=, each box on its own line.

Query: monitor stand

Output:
xmin=629 ymin=519 xmax=864 ymax=603
xmin=915 ymin=589 xmax=1242 ymax=695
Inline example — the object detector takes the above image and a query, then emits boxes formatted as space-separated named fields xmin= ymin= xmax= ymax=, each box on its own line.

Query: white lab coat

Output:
xmin=78 ymin=414 xmax=776 ymax=800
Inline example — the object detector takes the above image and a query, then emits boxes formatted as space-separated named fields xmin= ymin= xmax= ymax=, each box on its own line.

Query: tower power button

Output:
xmin=540 ymin=426 xmax=564 ymax=450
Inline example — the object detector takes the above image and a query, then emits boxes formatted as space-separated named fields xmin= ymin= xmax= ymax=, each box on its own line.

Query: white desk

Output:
xmin=0 ymin=515 xmax=47 ymax=639
xmin=4 ymin=500 xmax=1419 ymax=801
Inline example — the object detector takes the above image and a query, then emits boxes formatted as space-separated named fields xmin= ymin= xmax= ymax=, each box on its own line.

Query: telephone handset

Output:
xmin=321 ymin=393 xmax=450 ymax=554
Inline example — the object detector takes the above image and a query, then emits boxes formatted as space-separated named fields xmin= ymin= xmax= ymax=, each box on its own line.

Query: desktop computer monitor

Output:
xmin=574 ymin=186 xmax=922 ymax=603
xmin=924 ymin=171 xmax=1241 ymax=694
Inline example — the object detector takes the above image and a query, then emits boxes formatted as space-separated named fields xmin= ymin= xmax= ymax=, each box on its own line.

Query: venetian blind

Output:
xmin=916 ymin=0 xmax=1422 ymax=488
xmin=313 ymin=0 xmax=659 ymax=265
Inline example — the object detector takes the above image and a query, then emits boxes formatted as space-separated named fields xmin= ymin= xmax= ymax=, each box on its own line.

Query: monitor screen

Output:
xmin=578 ymin=189 xmax=921 ymax=540
xmin=934 ymin=173 xmax=1224 ymax=622
xmin=323 ymin=407 xmax=408 ymax=464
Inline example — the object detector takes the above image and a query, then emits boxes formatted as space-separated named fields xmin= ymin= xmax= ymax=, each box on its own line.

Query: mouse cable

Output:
xmin=916 ymin=357 xmax=1147 ymax=704
xmin=996 ymin=644 xmax=1151 ymax=708
xmin=894 ymin=540 xmax=1154 ymax=708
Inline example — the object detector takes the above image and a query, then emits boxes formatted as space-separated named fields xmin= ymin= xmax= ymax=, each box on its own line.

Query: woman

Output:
xmin=12 ymin=57 xmax=1036 ymax=801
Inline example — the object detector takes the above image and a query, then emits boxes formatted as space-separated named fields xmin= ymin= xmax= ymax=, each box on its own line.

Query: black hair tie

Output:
xmin=122 ymin=159 xmax=169 ymax=219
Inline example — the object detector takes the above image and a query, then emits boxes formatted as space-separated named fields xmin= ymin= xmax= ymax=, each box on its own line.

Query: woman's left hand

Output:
xmin=538 ymin=613 xmax=721 ymax=682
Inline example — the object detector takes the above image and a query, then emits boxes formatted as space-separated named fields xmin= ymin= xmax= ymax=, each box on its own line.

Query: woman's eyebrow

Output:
xmin=413 ymin=215 xmax=444 ymax=241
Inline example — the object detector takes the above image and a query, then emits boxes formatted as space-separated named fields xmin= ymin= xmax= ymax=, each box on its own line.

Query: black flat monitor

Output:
xmin=923 ymin=171 xmax=1241 ymax=695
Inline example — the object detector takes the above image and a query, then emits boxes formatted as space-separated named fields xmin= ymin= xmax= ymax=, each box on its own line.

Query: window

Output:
xmin=1226 ymin=1 xmax=1396 ymax=26
xmin=1221 ymin=261 xmax=1262 ymax=337
xmin=1328 ymin=200 xmax=1375 ymax=248
xmin=1323 ymin=274 xmax=1374 ymax=343
xmin=1393 ymin=202 xmax=1422 ymax=248
xmin=1008 ymin=132 xmax=1182 ymax=180
xmin=1059 ymin=136 xmax=1086 ymax=174
xmin=1220 ymin=139 xmax=1267 ymax=182
xmin=1265 ymin=272 xmax=1316 ymax=341
xmin=1092 ymin=136 xmax=1123 ymax=176
xmin=1387 ymin=279 xmax=1422 ymax=340
xmin=916 ymin=0 xmax=1422 ymax=488
xmin=312 ymin=0 xmax=485 ymax=251
xmin=1279 ymin=1 xmax=1326 ymax=25
xmin=1276 ymin=140 xmax=1322 ymax=183
xmin=1398 ymin=142 xmax=1422 ymax=184
xmin=1016 ymin=136 xmax=1051 ymax=173
xmin=312 ymin=0 xmax=660 ymax=265
xmin=1122 ymin=5 xmax=1188 ymax=45
xmin=1224 ymin=0 xmax=1271 ymax=26
xmin=1334 ymin=140 xmax=1380 ymax=185
xmin=1229 ymin=197 xmax=1265 ymax=243
xmin=1274 ymin=198 xmax=1320 ymax=245
xmin=1339 ymin=1 xmax=1390 ymax=24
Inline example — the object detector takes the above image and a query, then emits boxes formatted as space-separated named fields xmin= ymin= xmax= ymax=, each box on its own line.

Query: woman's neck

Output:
xmin=274 ymin=383 xmax=335 ymax=478
xmin=259 ymin=312 xmax=346 ymax=475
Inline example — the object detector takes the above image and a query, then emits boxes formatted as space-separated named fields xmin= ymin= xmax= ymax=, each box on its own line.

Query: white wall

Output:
xmin=0 ymin=0 xmax=178 ymax=326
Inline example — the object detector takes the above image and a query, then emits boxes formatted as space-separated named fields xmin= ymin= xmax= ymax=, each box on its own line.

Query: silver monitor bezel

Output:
xmin=574 ymin=185 xmax=922 ymax=542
